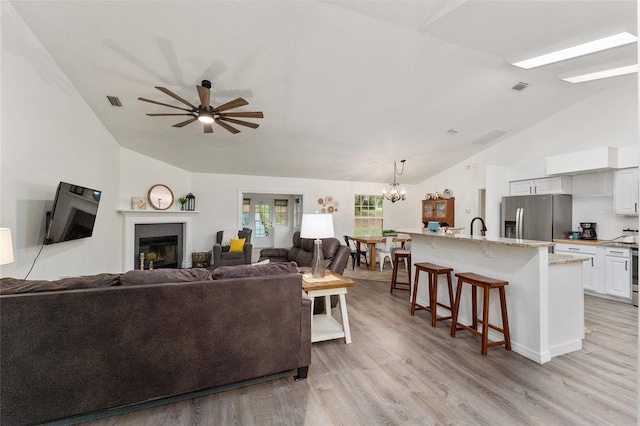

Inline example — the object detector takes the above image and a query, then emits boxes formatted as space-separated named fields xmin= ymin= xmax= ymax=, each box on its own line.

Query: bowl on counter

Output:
xmin=427 ymin=221 xmax=440 ymax=232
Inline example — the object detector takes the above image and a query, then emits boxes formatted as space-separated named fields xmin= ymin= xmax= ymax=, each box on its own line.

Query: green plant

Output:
xmin=178 ymin=197 xmax=187 ymax=206
xmin=382 ymin=229 xmax=396 ymax=234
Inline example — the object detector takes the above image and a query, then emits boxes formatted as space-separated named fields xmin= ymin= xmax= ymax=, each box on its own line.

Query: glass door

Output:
xmin=251 ymin=200 xmax=274 ymax=248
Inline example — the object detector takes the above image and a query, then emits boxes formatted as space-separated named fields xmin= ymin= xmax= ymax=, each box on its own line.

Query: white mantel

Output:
xmin=118 ymin=210 xmax=199 ymax=271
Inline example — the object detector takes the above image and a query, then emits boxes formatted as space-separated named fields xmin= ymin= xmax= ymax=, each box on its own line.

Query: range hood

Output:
xmin=546 ymin=147 xmax=618 ymax=175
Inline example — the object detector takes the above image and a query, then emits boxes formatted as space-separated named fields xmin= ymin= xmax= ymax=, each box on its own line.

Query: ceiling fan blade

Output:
xmin=197 ymin=85 xmax=211 ymax=109
xmin=146 ymin=113 xmax=193 ymax=116
xmin=172 ymin=117 xmax=198 ymax=128
xmin=203 ymin=123 xmax=214 ymax=134
xmin=215 ymin=97 xmax=249 ymax=112
xmin=218 ymin=111 xmax=264 ymax=119
xmin=218 ymin=116 xmax=260 ymax=129
xmin=215 ymin=119 xmax=240 ymax=134
xmin=155 ymin=87 xmax=197 ymax=109
xmin=138 ymin=97 xmax=192 ymax=112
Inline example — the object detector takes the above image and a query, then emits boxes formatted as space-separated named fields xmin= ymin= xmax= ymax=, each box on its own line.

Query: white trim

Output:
xmin=119 ymin=211 xmax=196 ymax=270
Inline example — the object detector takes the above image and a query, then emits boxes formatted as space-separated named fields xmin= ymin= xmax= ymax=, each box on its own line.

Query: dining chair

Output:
xmin=344 ymin=235 xmax=368 ymax=270
xmin=376 ymin=236 xmax=394 ymax=271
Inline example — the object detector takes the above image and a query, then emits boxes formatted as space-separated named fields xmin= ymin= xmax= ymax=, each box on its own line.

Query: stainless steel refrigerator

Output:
xmin=501 ymin=194 xmax=572 ymax=241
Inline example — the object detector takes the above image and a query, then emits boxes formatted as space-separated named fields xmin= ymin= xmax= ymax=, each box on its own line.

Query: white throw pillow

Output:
xmin=221 ymin=229 xmax=236 ymax=246
xmin=252 ymin=259 xmax=270 ymax=266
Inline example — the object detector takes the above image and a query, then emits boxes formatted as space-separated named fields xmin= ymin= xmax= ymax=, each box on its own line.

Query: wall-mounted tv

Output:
xmin=45 ymin=182 xmax=102 ymax=245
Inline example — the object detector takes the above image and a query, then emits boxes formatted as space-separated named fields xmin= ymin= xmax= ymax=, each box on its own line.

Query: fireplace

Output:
xmin=120 ymin=211 xmax=195 ymax=271
xmin=134 ymin=223 xmax=183 ymax=269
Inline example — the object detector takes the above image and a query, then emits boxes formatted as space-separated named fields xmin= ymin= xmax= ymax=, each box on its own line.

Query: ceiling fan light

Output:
xmin=198 ymin=112 xmax=214 ymax=124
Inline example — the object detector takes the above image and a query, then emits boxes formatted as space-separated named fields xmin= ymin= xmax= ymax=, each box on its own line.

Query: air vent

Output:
xmin=107 ymin=95 xmax=123 ymax=107
xmin=512 ymin=82 xmax=529 ymax=91
xmin=471 ymin=128 xmax=510 ymax=145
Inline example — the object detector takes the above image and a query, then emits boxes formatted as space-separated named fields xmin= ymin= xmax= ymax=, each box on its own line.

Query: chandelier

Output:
xmin=382 ymin=159 xmax=406 ymax=203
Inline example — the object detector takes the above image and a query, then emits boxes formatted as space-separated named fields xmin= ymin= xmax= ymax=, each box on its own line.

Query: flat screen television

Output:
xmin=45 ymin=182 xmax=102 ymax=245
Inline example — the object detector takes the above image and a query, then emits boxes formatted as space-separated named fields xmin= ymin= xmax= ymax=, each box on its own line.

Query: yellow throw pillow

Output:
xmin=229 ymin=238 xmax=246 ymax=253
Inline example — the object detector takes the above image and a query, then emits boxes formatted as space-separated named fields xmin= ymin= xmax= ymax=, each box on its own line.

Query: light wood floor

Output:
xmin=79 ymin=264 xmax=637 ymax=426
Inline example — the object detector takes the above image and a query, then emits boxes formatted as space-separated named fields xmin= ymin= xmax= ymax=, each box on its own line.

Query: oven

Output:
xmin=632 ymin=247 xmax=638 ymax=306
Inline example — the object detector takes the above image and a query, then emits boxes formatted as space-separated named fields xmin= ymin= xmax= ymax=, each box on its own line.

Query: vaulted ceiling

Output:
xmin=9 ymin=0 xmax=637 ymax=184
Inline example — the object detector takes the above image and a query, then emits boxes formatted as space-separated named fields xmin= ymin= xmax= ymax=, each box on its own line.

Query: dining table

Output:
xmin=348 ymin=235 xmax=411 ymax=271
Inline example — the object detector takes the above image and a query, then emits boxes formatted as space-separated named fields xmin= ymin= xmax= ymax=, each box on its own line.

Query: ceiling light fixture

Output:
xmin=561 ymin=64 xmax=638 ymax=83
xmin=511 ymin=32 xmax=637 ymax=69
xmin=382 ymin=160 xmax=406 ymax=203
xmin=197 ymin=109 xmax=214 ymax=124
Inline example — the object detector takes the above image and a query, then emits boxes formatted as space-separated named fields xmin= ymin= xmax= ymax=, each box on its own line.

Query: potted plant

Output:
xmin=178 ymin=197 xmax=187 ymax=211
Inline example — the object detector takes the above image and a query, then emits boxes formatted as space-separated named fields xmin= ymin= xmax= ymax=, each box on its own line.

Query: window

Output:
xmin=242 ymin=199 xmax=250 ymax=226
xmin=254 ymin=202 xmax=271 ymax=237
xmin=354 ymin=195 xmax=383 ymax=236
xmin=274 ymin=199 xmax=288 ymax=225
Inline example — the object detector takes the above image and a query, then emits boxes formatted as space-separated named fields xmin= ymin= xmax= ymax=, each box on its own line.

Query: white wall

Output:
xmin=1 ymin=3 xmax=121 ymax=279
xmin=188 ymin=173 xmax=418 ymax=254
xmin=417 ymin=85 xmax=639 ymax=237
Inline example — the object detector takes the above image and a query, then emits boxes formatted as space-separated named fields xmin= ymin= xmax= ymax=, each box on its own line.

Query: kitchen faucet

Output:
xmin=470 ymin=217 xmax=487 ymax=236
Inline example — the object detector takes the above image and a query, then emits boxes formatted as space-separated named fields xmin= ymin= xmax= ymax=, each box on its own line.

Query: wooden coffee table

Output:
xmin=302 ymin=271 xmax=355 ymax=344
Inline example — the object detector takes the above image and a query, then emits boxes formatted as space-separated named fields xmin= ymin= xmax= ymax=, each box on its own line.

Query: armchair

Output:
xmin=212 ymin=228 xmax=253 ymax=269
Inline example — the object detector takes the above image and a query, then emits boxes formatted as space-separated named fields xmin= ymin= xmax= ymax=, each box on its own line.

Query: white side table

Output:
xmin=302 ymin=272 xmax=355 ymax=344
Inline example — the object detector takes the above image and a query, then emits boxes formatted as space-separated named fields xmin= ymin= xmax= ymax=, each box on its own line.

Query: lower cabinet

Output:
xmin=555 ymin=243 xmax=632 ymax=301
xmin=554 ymin=244 xmax=604 ymax=294
xmin=604 ymin=247 xmax=631 ymax=299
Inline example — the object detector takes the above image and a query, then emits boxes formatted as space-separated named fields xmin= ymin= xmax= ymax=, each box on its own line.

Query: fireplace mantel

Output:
xmin=119 ymin=210 xmax=199 ymax=271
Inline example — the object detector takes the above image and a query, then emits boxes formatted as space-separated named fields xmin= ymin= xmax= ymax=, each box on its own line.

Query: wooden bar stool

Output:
xmin=450 ymin=272 xmax=511 ymax=356
xmin=390 ymin=250 xmax=411 ymax=293
xmin=411 ymin=262 xmax=454 ymax=327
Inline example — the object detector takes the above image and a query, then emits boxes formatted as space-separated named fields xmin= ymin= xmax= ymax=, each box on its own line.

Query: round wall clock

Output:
xmin=148 ymin=184 xmax=174 ymax=210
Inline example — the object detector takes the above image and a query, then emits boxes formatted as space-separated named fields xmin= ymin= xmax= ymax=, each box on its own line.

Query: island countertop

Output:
xmin=399 ymin=228 xmax=554 ymax=249
xmin=401 ymin=228 xmax=583 ymax=364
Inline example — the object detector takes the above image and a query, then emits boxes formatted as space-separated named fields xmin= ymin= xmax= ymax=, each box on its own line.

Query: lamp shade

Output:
xmin=0 ymin=228 xmax=14 ymax=265
xmin=300 ymin=214 xmax=334 ymax=239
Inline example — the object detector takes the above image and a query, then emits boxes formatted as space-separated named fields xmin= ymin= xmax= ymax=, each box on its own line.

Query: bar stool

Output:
xmin=450 ymin=272 xmax=511 ymax=356
xmin=390 ymin=250 xmax=411 ymax=293
xmin=411 ymin=262 xmax=455 ymax=327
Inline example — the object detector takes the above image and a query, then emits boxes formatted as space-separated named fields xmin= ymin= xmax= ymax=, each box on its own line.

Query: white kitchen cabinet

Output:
xmin=554 ymin=243 xmax=605 ymax=294
xmin=510 ymin=176 xmax=572 ymax=196
xmin=614 ymin=168 xmax=639 ymax=216
xmin=604 ymin=247 xmax=631 ymax=299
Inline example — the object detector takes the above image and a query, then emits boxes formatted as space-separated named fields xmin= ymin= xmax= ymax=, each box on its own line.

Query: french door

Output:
xmin=251 ymin=200 xmax=274 ymax=248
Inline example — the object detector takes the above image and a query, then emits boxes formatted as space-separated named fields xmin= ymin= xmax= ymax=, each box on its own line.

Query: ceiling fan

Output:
xmin=138 ymin=80 xmax=263 ymax=134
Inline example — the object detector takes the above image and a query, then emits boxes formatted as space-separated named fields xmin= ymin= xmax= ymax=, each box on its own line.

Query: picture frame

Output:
xmin=131 ymin=196 xmax=147 ymax=210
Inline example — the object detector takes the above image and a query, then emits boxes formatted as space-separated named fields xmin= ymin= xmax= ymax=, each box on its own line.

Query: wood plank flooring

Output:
xmin=78 ymin=265 xmax=637 ymax=426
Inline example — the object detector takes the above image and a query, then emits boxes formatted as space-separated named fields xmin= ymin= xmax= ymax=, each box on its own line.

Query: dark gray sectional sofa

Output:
xmin=0 ymin=264 xmax=310 ymax=425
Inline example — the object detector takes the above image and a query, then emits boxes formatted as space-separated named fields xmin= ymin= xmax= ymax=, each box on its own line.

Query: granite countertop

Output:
xmin=400 ymin=228 xmax=554 ymax=249
xmin=548 ymin=253 xmax=590 ymax=265
xmin=553 ymin=238 xmax=638 ymax=250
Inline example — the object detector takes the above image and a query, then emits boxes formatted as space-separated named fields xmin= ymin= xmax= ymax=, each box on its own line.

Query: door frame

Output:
xmin=240 ymin=190 xmax=305 ymax=248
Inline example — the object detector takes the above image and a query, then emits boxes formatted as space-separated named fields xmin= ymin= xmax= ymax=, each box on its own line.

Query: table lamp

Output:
xmin=0 ymin=228 xmax=15 ymax=265
xmin=300 ymin=214 xmax=334 ymax=278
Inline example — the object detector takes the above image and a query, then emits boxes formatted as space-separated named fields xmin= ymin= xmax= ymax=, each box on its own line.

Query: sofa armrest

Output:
xmin=243 ymin=242 xmax=253 ymax=264
xmin=298 ymin=289 xmax=312 ymax=372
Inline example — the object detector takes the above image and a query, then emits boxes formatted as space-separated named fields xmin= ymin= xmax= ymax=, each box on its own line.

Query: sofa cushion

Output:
xmin=0 ymin=273 xmax=120 ymax=295
xmin=119 ymin=268 xmax=212 ymax=286
xmin=212 ymin=261 xmax=298 ymax=279
xmin=229 ymin=238 xmax=246 ymax=253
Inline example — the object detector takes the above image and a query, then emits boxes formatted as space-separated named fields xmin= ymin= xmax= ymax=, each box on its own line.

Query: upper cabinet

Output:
xmin=509 ymin=176 xmax=572 ymax=196
xmin=614 ymin=168 xmax=639 ymax=216
xmin=422 ymin=198 xmax=455 ymax=227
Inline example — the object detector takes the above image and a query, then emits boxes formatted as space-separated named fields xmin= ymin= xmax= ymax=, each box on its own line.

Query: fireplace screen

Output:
xmin=138 ymin=235 xmax=178 ymax=269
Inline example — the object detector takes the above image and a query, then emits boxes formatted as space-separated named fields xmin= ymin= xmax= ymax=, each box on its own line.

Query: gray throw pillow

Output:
xmin=0 ymin=273 xmax=121 ymax=295
xmin=119 ymin=268 xmax=212 ymax=286
xmin=212 ymin=261 xmax=298 ymax=280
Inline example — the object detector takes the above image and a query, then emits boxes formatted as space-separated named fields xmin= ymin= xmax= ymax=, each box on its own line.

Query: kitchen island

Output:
xmin=400 ymin=228 xmax=587 ymax=364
